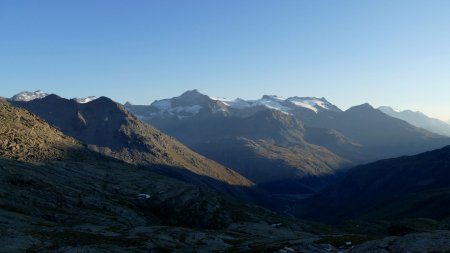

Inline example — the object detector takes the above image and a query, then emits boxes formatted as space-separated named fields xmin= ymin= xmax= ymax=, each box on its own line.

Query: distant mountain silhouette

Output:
xmin=379 ymin=106 xmax=450 ymax=137
xmin=316 ymin=103 xmax=450 ymax=162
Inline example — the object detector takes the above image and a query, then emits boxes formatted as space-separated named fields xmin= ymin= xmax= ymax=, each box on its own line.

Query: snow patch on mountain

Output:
xmin=288 ymin=97 xmax=332 ymax=113
xmin=74 ymin=96 xmax=97 ymax=104
xmin=214 ymin=98 xmax=252 ymax=109
xmin=209 ymin=96 xmax=232 ymax=102
xmin=11 ymin=91 xmax=98 ymax=104
xmin=10 ymin=90 xmax=49 ymax=102
xmin=211 ymin=96 xmax=291 ymax=112
xmin=143 ymin=91 xmax=340 ymax=118
xmin=253 ymin=96 xmax=292 ymax=112
xmin=150 ymin=99 xmax=203 ymax=117
xmin=209 ymin=94 xmax=337 ymax=114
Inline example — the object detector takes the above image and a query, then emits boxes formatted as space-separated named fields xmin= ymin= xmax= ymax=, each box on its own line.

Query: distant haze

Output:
xmin=1 ymin=1 xmax=450 ymax=121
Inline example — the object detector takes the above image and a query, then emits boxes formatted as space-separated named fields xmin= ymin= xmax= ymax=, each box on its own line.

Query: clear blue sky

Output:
xmin=1 ymin=0 xmax=450 ymax=120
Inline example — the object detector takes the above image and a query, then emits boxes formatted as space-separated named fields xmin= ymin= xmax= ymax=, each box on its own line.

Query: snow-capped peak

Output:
xmin=208 ymin=96 xmax=232 ymax=102
xmin=10 ymin=90 xmax=49 ymax=102
xmin=287 ymin=97 xmax=333 ymax=113
xmin=74 ymin=96 xmax=97 ymax=104
xmin=208 ymin=94 xmax=338 ymax=113
xmin=147 ymin=91 xmax=341 ymax=118
xmin=10 ymin=91 xmax=98 ymax=104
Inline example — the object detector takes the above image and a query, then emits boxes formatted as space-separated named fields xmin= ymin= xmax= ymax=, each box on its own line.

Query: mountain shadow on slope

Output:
xmin=295 ymin=145 xmax=450 ymax=223
xmin=10 ymin=95 xmax=267 ymax=205
xmin=147 ymin=108 xmax=350 ymax=194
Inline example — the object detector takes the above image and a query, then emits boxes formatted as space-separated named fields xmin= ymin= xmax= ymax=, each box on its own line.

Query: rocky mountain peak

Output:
xmin=179 ymin=89 xmax=207 ymax=100
xmin=10 ymin=90 xmax=49 ymax=102
xmin=346 ymin=103 xmax=374 ymax=112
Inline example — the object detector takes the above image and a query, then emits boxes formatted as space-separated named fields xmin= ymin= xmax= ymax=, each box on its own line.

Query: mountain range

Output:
xmin=8 ymin=90 xmax=450 ymax=212
xmin=9 ymin=93 xmax=268 ymax=206
xmin=3 ymin=90 xmax=450 ymax=251
xmin=11 ymin=90 xmax=450 ymax=196
xmin=125 ymin=90 xmax=450 ymax=194
xmin=10 ymin=90 xmax=97 ymax=104
xmin=379 ymin=106 xmax=450 ymax=137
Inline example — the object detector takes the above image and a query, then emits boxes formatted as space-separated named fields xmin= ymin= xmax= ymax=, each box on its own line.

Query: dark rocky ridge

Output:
xmin=296 ymin=145 xmax=450 ymax=223
xmin=0 ymin=99 xmax=80 ymax=162
xmin=10 ymin=95 xmax=264 ymax=204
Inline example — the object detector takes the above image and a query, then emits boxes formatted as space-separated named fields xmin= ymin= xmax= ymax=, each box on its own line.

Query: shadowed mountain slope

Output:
xmin=10 ymin=95 xmax=262 ymax=203
xmin=296 ymin=145 xmax=450 ymax=223
xmin=147 ymin=108 xmax=350 ymax=194
xmin=0 ymin=99 xmax=81 ymax=161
